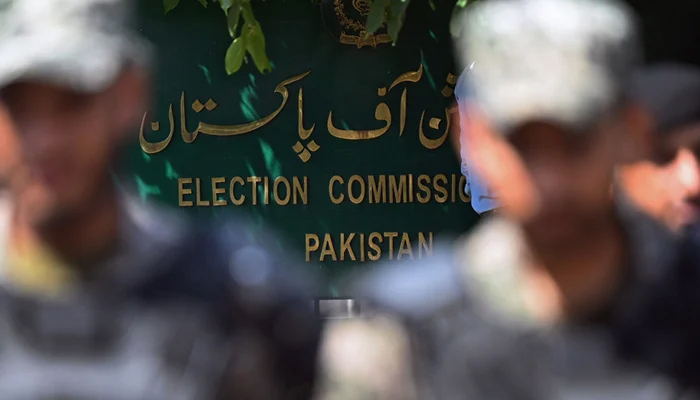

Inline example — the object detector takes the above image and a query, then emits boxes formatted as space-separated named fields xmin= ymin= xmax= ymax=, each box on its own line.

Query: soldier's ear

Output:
xmin=618 ymin=101 xmax=654 ymax=164
xmin=112 ymin=66 xmax=151 ymax=138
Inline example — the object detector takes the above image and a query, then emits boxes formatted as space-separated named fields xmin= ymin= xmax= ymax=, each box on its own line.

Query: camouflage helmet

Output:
xmin=0 ymin=0 xmax=151 ymax=93
xmin=453 ymin=0 xmax=641 ymax=135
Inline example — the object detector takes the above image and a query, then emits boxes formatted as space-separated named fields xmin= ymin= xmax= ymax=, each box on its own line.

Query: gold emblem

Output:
xmin=334 ymin=0 xmax=392 ymax=48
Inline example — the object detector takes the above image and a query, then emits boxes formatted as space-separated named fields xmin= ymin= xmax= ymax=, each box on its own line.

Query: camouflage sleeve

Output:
xmin=314 ymin=316 xmax=420 ymax=400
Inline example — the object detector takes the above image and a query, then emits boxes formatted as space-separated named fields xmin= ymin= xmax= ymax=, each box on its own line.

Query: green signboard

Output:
xmin=126 ymin=0 xmax=479 ymax=294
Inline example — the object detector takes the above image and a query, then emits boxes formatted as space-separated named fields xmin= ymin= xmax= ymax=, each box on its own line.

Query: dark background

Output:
xmin=627 ymin=0 xmax=700 ymax=66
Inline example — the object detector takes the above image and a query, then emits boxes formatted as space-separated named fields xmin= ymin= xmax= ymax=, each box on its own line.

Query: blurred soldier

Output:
xmin=0 ymin=0 xmax=320 ymax=399
xmin=620 ymin=64 xmax=700 ymax=232
xmin=316 ymin=0 xmax=700 ymax=399
xmin=618 ymin=67 xmax=700 ymax=362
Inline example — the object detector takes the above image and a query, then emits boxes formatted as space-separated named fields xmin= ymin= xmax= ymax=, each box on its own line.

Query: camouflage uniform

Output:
xmin=316 ymin=0 xmax=700 ymax=398
xmin=0 ymin=1 xmax=321 ymax=398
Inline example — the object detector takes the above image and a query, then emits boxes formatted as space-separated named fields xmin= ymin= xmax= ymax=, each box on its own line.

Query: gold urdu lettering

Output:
xmin=419 ymin=232 xmax=434 ymax=258
xmin=384 ymin=232 xmax=399 ymax=260
xmin=397 ymin=233 xmax=414 ymax=260
xmin=229 ymin=177 xmax=245 ymax=205
xmin=327 ymin=93 xmax=392 ymax=140
xmin=368 ymin=232 xmax=383 ymax=261
xmin=416 ymin=175 xmax=431 ymax=204
xmin=297 ymin=88 xmax=315 ymax=143
xmin=247 ymin=176 xmax=261 ymax=205
xmin=348 ymin=175 xmax=366 ymax=204
xmin=320 ymin=234 xmax=338 ymax=262
xmin=434 ymin=174 xmax=448 ymax=203
xmin=340 ymin=233 xmax=357 ymax=261
xmin=274 ymin=177 xmax=291 ymax=206
xmin=329 ymin=176 xmax=344 ymax=204
xmin=389 ymin=175 xmax=407 ymax=203
xmin=418 ymin=108 xmax=450 ymax=149
xmin=211 ymin=177 xmax=227 ymax=206
xmin=305 ymin=234 xmax=320 ymax=262
xmin=458 ymin=175 xmax=470 ymax=202
xmin=186 ymin=71 xmax=311 ymax=139
xmin=368 ymin=175 xmax=387 ymax=204
xmin=178 ymin=178 xmax=194 ymax=207
xmin=195 ymin=178 xmax=210 ymax=207
xmin=139 ymin=106 xmax=174 ymax=154
xmin=293 ymin=176 xmax=309 ymax=205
